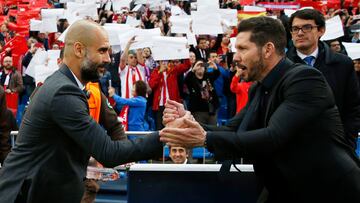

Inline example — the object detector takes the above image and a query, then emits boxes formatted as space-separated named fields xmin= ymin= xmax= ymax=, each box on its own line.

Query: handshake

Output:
xmin=159 ymin=100 xmax=206 ymax=148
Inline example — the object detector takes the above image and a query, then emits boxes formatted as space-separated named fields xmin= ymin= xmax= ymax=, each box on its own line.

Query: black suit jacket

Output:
xmin=190 ymin=46 xmax=208 ymax=61
xmin=0 ymin=64 xmax=162 ymax=203
xmin=287 ymin=41 xmax=360 ymax=149
xmin=204 ymin=58 xmax=360 ymax=202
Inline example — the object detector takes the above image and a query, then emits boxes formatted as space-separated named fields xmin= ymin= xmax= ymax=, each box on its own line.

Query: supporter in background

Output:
xmin=0 ymin=85 xmax=17 ymax=165
xmin=109 ymin=80 xmax=148 ymax=132
xmin=230 ymin=63 xmax=252 ymax=114
xmin=325 ymin=38 xmax=348 ymax=55
xmin=185 ymin=60 xmax=219 ymax=125
xmin=148 ymin=59 xmax=191 ymax=130
xmin=287 ymin=9 xmax=360 ymax=149
xmin=0 ymin=56 xmax=23 ymax=94
xmin=169 ymin=146 xmax=190 ymax=164
xmin=119 ymin=37 xmax=147 ymax=99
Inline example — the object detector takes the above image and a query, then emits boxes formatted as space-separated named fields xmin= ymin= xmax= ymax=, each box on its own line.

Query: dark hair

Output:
xmin=197 ymin=36 xmax=207 ymax=43
xmin=237 ymin=17 xmax=286 ymax=55
xmin=289 ymin=9 xmax=325 ymax=29
xmin=135 ymin=80 xmax=147 ymax=97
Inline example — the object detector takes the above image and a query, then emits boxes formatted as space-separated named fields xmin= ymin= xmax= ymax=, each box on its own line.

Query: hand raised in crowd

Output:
xmin=108 ymin=87 xmax=116 ymax=97
xmin=159 ymin=118 xmax=206 ymax=148
xmin=191 ymin=60 xmax=204 ymax=72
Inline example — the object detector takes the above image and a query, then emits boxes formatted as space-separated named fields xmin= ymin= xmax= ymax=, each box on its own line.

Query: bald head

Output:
xmin=62 ymin=20 xmax=111 ymax=84
xmin=64 ymin=20 xmax=107 ymax=58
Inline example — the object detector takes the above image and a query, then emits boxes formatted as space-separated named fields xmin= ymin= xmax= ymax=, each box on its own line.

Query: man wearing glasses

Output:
xmin=287 ymin=9 xmax=360 ymax=150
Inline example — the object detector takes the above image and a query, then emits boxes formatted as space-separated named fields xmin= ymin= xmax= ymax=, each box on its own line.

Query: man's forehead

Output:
xmin=292 ymin=18 xmax=316 ymax=25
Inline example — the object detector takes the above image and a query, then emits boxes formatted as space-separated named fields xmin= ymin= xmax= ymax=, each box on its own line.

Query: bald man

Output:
xmin=0 ymin=20 xmax=163 ymax=203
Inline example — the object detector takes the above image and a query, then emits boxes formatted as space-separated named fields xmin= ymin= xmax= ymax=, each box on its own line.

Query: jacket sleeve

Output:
xmin=98 ymin=92 xmax=126 ymax=141
xmin=12 ymin=72 xmax=24 ymax=93
xmin=342 ymin=59 xmax=360 ymax=145
xmin=206 ymin=67 xmax=334 ymax=159
xmin=50 ymin=85 xmax=162 ymax=167
xmin=148 ymin=68 xmax=162 ymax=89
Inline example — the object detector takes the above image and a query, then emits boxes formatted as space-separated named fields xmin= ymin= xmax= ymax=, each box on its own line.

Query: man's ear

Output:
xmin=318 ymin=27 xmax=326 ymax=38
xmin=263 ymin=42 xmax=276 ymax=59
xmin=73 ymin=42 xmax=85 ymax=58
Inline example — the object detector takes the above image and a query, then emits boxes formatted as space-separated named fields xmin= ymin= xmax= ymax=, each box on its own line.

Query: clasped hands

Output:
xmin=159 ymin=100 xmax=206 ymax=148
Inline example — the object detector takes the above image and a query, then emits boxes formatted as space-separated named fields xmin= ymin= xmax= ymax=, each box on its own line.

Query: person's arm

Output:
xmin=112 ymin=94 xmax=145 ymax=107
xmin=161 ymin=67 xmax=334 ymax=158
xmin=98 ymin=92 xmax=126 ymax=141
xmin=136 ymin=48 xmax=145 ymax=65
xmin=12 ymin=72 xmax=24 ymax=93
xmin=148 ymin=68 xmax=162 ymax=89
xmin=173 ymin=59 xmax=191 ymax=75
xmin=119 ymin=36 xmax=136 ymax=70
xmin=51 ymin=85 xmax=162 ymax=168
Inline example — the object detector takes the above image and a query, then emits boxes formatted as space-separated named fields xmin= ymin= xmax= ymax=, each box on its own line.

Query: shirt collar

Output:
xmin=69 ymin=69 xmax=85 ymax=90
xmin=261 ymin=57 xmax=289 ymax=90
xmin=296 ymin=47 xmax=319 ymax=60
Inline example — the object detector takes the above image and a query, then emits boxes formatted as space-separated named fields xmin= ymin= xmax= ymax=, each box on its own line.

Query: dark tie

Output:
xmin=303 ymin=56 xmax=315 ymax=66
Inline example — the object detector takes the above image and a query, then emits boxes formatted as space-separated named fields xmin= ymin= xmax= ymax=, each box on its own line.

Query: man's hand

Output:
xmin=166 ymin=111 xmax=194 ymax=128
xmin=159 ymin=119 xmax=206 ymax=148
xmin=108 ymin=87 xmax=116 ymax=97
xmin=162 ymin=99 xmax=187 ymax=126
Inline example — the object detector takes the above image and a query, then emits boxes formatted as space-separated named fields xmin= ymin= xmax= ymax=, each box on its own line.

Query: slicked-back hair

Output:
xmin=237 ymin=17 xmax=287 ymax=56
xmin=289 ymin=9 xmax=326 ymax=29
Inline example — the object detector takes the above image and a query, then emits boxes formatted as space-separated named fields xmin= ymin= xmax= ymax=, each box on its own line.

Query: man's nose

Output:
xmin=103 ymin=53 xmax=111 ymax=64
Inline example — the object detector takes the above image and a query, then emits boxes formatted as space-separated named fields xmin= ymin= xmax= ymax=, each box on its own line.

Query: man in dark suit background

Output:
xmin=160 ymin=17 xmax=360 ymax=202
xmin=286 ymin=9 xmax=360 ymax=149
xmin=190 ymin=36 xmax=209 ymax=61
xmin=0 ymin=20 xmax=163 ymax=203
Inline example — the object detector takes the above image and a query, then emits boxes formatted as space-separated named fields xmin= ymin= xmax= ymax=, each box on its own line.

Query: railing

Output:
xmin=9 ymin=131 xmax=212 ymax=163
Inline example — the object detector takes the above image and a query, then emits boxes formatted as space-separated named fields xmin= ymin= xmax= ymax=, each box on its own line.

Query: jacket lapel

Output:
xmin=59 ymin=63 xmax=78 ymax=86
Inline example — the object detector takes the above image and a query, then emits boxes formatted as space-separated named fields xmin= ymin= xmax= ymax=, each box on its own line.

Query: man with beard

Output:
xmin=0 ymin=56 xmax=24 ymax=94
xmin=160 ymin=17 xmax=360 ymax=202
xmin=0 ymin=20 xmax=163 ymax=203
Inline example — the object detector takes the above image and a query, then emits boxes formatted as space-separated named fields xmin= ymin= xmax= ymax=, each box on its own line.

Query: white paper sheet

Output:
xmin=112 ymin=0 xmax=132 ymax=12
xmin=196 ymin=0 xmax=219 ymax=11
xmin=126 ymin=16 xmax=141 ymax=27
xmin=41 ymin=9 xmax=65 ymax=19
xmin=34 ymin=64 xmax=58 ymax=85
xmin=320 ymin=15 xmax=344 ymax=41
xmin=170 ymin=15 xmax=191 ymax=34
xmin=191 ymin=11 xmax=223 ymax=35
xmin=219 ymin=9 xmax=238 ymax=27
xmin=40 ymin=17 xmax=58 ymax=33
xmin=284 ymin=9 xmax=296 ymax=17
xmin=66 ymin=2 xmax=99 ymax=24
xmin=230 ymin=37 xmax=237 ymax=53
xmin=30 ymin=19 xmax=42 ymax=31
xmin=186 ymin=31 xmax=197 ymax=46
xmin=151 ymin=36 xmax=189 ymax=60
xmin=342 ymin=42 xmax=360 ymax=60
